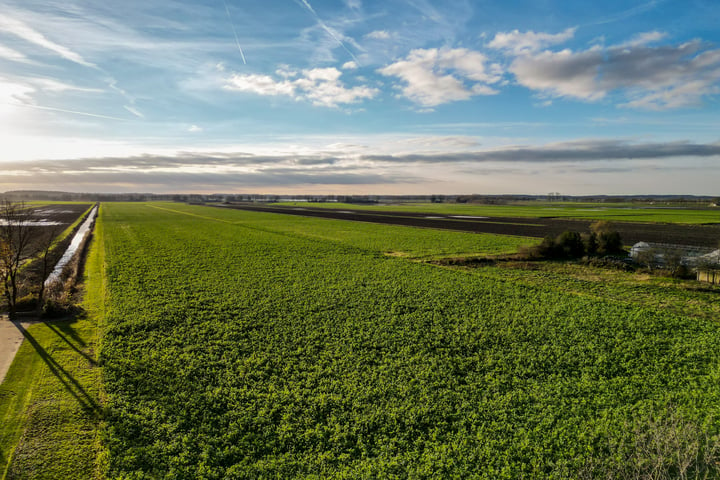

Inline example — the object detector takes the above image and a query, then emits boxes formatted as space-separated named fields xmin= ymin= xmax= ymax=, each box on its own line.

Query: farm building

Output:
xmin=629 ymin=242 xmax=720 ymax=267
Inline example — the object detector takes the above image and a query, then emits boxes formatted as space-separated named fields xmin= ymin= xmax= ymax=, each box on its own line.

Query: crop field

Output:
xmin=225 ymin=203 xmax=720 ymax=248
xmin=149 ymin=203 xmax=535 ymax=259
xmin=94 ymin=203 xmax=720 ymax=479
xmin=273 ymin=201 xmax=720 ymax=225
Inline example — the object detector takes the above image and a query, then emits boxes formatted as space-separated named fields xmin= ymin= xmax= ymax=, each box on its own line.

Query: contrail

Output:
xmin=585 ymin=0 xmax=664 ymax=26
xmin=222 ymin=0 xmax=247 ymax=64
xmin=299 ymin=0 xmax=316 ymax=15
xmin=295 ymin=0 xmax=359 ymax=65
xmin=5 ymin=101 xmax=128 ymax=121
xmin=320 ymin=23 xmax=359 ymax=65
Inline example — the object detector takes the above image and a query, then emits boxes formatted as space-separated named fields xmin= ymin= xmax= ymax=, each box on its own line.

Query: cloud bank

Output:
xmin=1 ymin=139 xmax=718 ymax=193
xmin=508 ymin=35 xmax=720 ymax=109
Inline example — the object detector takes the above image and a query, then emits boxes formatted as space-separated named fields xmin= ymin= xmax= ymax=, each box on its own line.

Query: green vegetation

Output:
xmin=454 ymin=260 xmax=720 ymax=324
xmin=150 ymin=202 xmax=535 ymax=259
xmin=0 ymin=213 xmax=105 ymax=479
xmin=97 ymin=203 xmax=719 ymax=478
xmin=273 ymin=201 xmax=720 ymax=224
xmin=524 ymin=221 xmax=624 ymax=259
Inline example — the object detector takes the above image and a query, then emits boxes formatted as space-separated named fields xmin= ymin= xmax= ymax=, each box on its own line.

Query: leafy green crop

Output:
xmin=99 ymin=203 xmax=720 ymax=479
xmin=149 ymin=202 xmax=535 ymax=259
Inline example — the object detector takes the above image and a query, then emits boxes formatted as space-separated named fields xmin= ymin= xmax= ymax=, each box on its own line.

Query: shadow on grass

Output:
xmin=44 ymin=320 xmax=96 ymax=366
xmin=14 ymin=320 xmax=101 ymax=417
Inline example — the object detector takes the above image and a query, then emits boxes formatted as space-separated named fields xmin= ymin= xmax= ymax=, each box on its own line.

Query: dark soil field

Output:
xmin=0 ymin=203 xmax=92 ymax=306
xmin=22 ymin=204 xmax=93 ymax=252
xmin=221 ymin=204 xmax=720 ymax=248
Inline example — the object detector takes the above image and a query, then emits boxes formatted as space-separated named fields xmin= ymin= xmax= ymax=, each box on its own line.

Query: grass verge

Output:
xmin=0 ymin=209 xmax=105 ymax=480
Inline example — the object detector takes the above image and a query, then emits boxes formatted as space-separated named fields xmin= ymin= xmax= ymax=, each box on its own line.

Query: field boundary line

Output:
xmin=144 ymin=204 xmax=238 ymax=224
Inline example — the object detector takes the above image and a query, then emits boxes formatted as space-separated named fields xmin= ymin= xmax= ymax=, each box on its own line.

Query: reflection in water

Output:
xmin=45 ymin=205 xmax=98 ymax=287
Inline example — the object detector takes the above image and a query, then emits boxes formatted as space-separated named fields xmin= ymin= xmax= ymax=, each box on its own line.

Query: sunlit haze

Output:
xmin=1 ymin=0 xmax=719 ymax=194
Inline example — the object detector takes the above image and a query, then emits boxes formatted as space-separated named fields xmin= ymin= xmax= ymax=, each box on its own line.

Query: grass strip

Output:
xmin=0 ymin=207 xmax=105 ymax=480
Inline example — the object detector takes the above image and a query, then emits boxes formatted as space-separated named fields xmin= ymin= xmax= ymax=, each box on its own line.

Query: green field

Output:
xmin=87 ymin=203 xmax=719 ymax=478
xmin=148 ymin=203 xmax=536 ymax=259
xmin=273 ymin=201 xmax=720 ymax=224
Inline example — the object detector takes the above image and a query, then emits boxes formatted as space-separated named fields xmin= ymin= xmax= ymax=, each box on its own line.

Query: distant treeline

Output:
xmin=2 ymin=190 xmax=719 ymax=204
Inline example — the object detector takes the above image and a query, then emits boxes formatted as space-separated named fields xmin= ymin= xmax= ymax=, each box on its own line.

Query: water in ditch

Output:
xmin=44 ymin=205 xmax=99 ymax=287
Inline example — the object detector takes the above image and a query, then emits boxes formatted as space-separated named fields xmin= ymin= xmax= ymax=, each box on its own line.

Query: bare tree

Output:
xmin=35 ymin=225 xmax=62 ymax=315
xmin=0 ymin=200 xmax=33 ymax=319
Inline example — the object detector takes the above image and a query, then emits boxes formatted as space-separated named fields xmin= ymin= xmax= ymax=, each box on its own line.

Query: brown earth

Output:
xmin=23 ymin=204 xmax=92 ymax=252
xmin=218 ymin=204 xmax=720 ymax=248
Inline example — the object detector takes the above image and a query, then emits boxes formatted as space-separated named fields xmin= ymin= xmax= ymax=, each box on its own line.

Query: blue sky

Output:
xmin=1 ymin=0 xmax=719 ymax=194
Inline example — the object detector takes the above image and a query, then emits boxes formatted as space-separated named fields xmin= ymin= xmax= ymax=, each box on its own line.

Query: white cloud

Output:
xmin=297 ymin=68 xmax=377 ymax=107
xmin=489 ymin=27 xmax=576 ymax=55
xmin=342 ymin=61 xmax=358 ymax=70
xmin=365 ymin=30 xmax=391 ymax=40
xmin=188 ymin=125 xmax=203 ymax=133
xmin=0 ymin=13 xmax=96 ymax=68
xmin=225 ymin=73 xmax=296 ymax=96
xmin=0 ymin=43 xmax=29 ymax=63
xmin=620 ymin=31 xmax=668 ymax=48
xmin=378 ymin=48 xmax=502 ymax=107
xmin=276 ymin=65 xmax=298 ymax=78
xmin=509 ymin=37 xmax=720 ymax=109
xmin=0 ymin=77 xmax=36 ymax=105
xmin=224 ymin=67 xmax=378 ymax=108
xmin=0 ymin=75 xmax=103 ymax=116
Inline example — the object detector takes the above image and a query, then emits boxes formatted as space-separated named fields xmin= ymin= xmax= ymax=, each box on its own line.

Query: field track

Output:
xmin=218 ymin=204 xmax=720 ymax=248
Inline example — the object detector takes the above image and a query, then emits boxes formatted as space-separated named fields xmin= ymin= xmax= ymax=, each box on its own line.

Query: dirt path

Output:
xmin=0 ymin=315 xmax=38 ymax=384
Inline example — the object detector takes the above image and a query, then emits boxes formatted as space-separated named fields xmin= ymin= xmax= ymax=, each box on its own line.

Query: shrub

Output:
xmin=536 ymin=235 xmax=558 ymax=258
xmin=591 ymin=221 xmax=624 ymax=255
xmin=581 ymin=232 xmax=598 ymax=255
xmin=556 ymin=231 xmax=585 ymax=258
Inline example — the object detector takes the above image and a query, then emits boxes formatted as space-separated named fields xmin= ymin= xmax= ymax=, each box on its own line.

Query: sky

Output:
xmin=0 ymin=0 xmax=719 ymax=195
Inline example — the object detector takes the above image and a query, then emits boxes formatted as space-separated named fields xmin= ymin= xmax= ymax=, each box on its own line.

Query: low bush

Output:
xmin=520 ymin=224 xmax=624 ymax=260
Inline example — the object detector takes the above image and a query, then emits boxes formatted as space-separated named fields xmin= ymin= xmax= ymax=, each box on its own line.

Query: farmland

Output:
xmin=273 ymin=201 xmax=720 ymax=224
xmin=0 ymin=202 xmax=93 ymax=315
xmin=89 ymin=203 xmax=720 ymax=478
xmin=223 ymin=203 xmax=720 ymax=248
xmin=3 ymin=203 xmax=92 ymax=254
